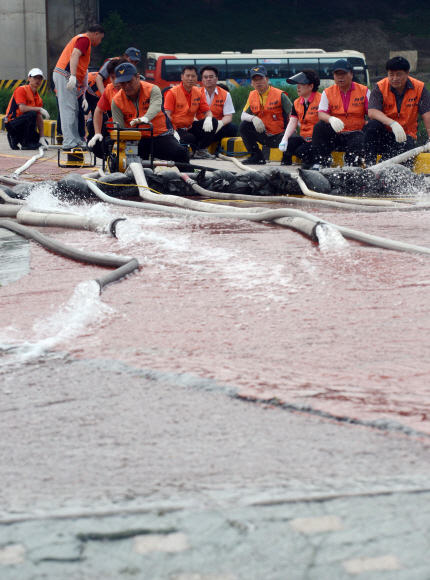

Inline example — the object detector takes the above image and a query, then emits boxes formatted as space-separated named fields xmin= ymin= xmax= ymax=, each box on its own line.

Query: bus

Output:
xmin=145 ymin=49 xmax=369 ymax=89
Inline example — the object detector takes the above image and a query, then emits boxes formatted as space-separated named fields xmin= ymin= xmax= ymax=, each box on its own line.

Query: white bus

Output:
xmin=145 ymin=48 xmax=369 ymax=89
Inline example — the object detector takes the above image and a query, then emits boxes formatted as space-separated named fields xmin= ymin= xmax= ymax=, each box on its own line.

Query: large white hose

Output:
xmin=368 ymin=144 xmax=430 ymax=172
xmin=296 ymin=175 xmax=411 ymax=208
xmin=12 ymin=147 xmax=45 ymax=177
xmin=218 ymin=153 xmax=257 ymax=172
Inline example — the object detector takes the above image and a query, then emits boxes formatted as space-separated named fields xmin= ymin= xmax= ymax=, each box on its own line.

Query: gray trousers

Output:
xmin=53 ymin=71 xmax=81 ymax=148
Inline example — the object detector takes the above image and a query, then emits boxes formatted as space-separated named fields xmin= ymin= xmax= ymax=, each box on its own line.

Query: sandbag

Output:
xmin=299 ymin=168 xmax=332 ymax=193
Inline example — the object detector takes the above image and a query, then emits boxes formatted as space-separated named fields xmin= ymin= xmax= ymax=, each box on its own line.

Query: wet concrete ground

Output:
xmin=1 ymin=132 xmax=430 ymax=578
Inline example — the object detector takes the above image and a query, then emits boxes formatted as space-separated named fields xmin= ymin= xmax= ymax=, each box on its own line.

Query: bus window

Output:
xmin=196 ymin=59 xmax=227 ymax=79
xmin=286 ymin=59 xmax=319 ymax=78
xmin=226 ymin=59 xmax=257 ymax=79
xmin=348 ymin=57 xmax=368 ymax=84
xmin=258 ymin=58 xmax=289 ymax=79
xmin=162 ymin=59 xmax=195 ymax=82
xmin=147 ymin=57 xmax=157 ymax=71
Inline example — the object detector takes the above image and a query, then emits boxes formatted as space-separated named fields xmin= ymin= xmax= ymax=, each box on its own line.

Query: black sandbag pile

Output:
xmin=194 ymin=167 xmax=299 ymax=196
xmin=371 ymin=165 xmax=430 ymax=197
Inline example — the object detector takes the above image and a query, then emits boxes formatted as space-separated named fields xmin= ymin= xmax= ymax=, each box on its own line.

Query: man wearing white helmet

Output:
xmin=4 ymin=68 xmax=50 ymax=150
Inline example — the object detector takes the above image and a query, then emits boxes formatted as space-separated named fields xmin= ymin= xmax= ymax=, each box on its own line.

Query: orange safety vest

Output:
xmin=168 ymin=84 xmax=202 ymax=129
xmin=54 ymin=34 xmax=91 ymax=84
xmin=324 ymin=82 xmax=368 ymax=132
xmin=197 ymin=86 xmax=228 ymax=121
xmin=377 ymin=76 xmax=424 ymax=139
xmin=5 ymin=85 xmax=43 ymax=123
xmin=88 ymin=71 xmax=112 ymax=98
xmin=294 ymin=92 xmax=322 ymax=140
xmin=249 ymin=87 xmax=287 ymax=135
xmin=113 ymin=81 xmax=169 ymax=138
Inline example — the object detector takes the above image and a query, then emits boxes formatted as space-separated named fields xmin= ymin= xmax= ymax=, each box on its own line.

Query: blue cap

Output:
xmin=250 ymin=66 xmax=268 ymax=78
xmin=115 ymin=62 xmax=137 ymax=82
xmin=331 ymin=60 xmax=353 ymax=73
xmin=125 ymin=47 xmax=141 ymax=62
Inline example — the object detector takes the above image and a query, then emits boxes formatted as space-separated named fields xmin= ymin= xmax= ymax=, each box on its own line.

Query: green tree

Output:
xmin=100 ymin=11 xmax=132 ymax=60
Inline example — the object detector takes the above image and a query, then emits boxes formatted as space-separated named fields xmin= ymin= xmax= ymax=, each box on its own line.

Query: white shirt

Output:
xmin=204 ymin=86 xmax=235 ymax=116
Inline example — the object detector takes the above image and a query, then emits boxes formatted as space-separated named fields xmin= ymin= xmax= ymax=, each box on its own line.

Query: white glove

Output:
xmin=67 ymin=75 xmax=77 ymax=90
xmin=39 ymin=108 xmax=50 ymax=119
xmin=216 ymin=120 xmax=224 ymax=133
xmin=390 ymin=121 xmax=407 ymax=143
xmin=329 ymin=116 xmax=344 ymax=133
xmin=278 ymin=140 xmax=288 ymax=152
xmin=130 ymin=116 xmax=149 ymax=127
xmin=39 ymin=137 xmax=49 ymax=149
xmin=173 ymin=130 xmax=180 ymax=142
xmin=423 ymin=141 xmax=430 ymax=152
xmin=82 ymin=98 xmax=89 ymax=112
xmin=88 ymin=133 xmax=103 ymax=148
xmin=203 ymin=116 xmax=213 ymax=132
xmin=252 ymin=116 xmax=265 ymax=133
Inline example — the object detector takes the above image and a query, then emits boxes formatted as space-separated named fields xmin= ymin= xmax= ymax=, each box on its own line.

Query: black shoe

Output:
xmin=6 ymin=132 xmax=19 ymax=150
xmin=21 ymin=142 xmax=40 ymax=150
xmin=242 ymin=153 xmax=266 ymax=165
xmin=281 ymin=155 xmax=292 ymax=166
xmin=300 ymin=163 xmax=314 ymax=170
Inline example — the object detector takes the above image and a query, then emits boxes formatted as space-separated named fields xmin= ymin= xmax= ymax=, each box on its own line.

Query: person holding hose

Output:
xmin=5 ymin=68 xmax=50 ymax=150
xmin=278 ymin=69 xmax=321 ymax=169
xmin=53 ymin=24 xmax=105 ymax=149
xmin=311 ymin=59 xmax=370 ymax=169
xmin=363 ymin=56 xmax=430 ymax=166
xmin=239 ymin=66 xmax=292 ymax=165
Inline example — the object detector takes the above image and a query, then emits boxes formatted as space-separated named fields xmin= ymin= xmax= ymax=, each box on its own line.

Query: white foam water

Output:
xmin=316 ymin=223 xmax=350 ymax=253
xmin=0 ymin=280 xmax=114 ymax=364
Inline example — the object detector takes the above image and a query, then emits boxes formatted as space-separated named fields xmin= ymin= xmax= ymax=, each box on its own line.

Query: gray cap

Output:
xmin=287 ymin=71 xmax=311 ymax=85
xmin=125 ymin=47 xmax=141 ymax=62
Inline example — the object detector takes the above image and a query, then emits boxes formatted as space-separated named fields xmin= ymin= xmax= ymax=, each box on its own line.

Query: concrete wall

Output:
xmin=0 ymin=0 xmax=99 ymax=81
xmin=0 ymin=0 xmax=48 ymax=79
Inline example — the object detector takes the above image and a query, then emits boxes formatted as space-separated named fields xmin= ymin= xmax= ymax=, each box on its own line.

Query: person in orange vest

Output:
xmin=86 ymin=48 xmax=142 ymax=114
xmin=278 ymin=69 xmax=321 ymax=169
xmin=363 ymin=56 xmax=430 ymax=166
xmin=53 ymin=24 xmax=104 ymax=149
xmin=312 ymin=59 xmax=370 ymax=169
xmin=239 ymin=66 xmax=292 ymax=165
xmin=197 ymin=65 xmax=237 ymax=148
xmin=109 ymin=62 xmax=189 ymax=163
xmin=87 ymin=58 xmax=127 ymax=158
xmin=164 ymin=65 xmax=218 ymax=159
xmin=4 ymin=68 xmax=50 ymax=150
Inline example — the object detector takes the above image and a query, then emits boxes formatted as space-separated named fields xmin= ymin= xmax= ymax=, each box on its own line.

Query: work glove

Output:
xmin=130 ymin=116 xmax=149 ymax=127
xmin=67 ymin=75 xmax=77 ymax=90
xmin=39 ymin=108 xmax=50 ymax=119
xmin=39 ymin=137 xmax=49 ymax=149
xmin=252 ymin=116 xmax=265 ymax=133
xmin=88 ymin=133 xmax=103 ymax=148
xmin=390 ymin=121 xmax=407 ymax=143
xmin=328 ymin=116 xmax=344 ymax=133
xmin=173 ymin=131 xmax=180 ymax=142
xmin=203 ymin=117 xmax=213 ymax=132
xmin=216 ymin=120 xmax=224 ymax=133
xmin=423 ymin=141 xmax=430 ymax=152
xmin=82 ymin=98 xmax=89 ymax=112
xmin=278 ymin=140 xmax=288 ymax=152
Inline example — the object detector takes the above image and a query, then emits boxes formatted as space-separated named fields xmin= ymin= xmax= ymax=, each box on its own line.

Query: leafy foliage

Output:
xmin=100 ymin=11 xmax=132 ymax=61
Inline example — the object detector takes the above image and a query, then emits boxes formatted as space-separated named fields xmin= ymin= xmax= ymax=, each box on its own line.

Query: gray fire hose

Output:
xmin=0 ymin=219 xmax=139 ymax=291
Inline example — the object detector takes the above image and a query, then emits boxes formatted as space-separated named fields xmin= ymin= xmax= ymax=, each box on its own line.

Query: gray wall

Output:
xmin=0 ymin=0 xmax=48 ymax=79
xmin=0 ymin=0 xmax=99 ymax=81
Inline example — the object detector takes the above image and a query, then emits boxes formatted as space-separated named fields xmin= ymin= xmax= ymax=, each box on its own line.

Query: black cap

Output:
xmin=114 ymin=62 xmax=137 ymax=82
xmin=331 ymin=60 xmax=353 ymax=73
xmin=287 ymin=71 xmax=311 ymax=85
xmin=125 ymin=47 xmax=141 ymax=62
xmin=250 ymin=66 xmax=268 ymax=78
